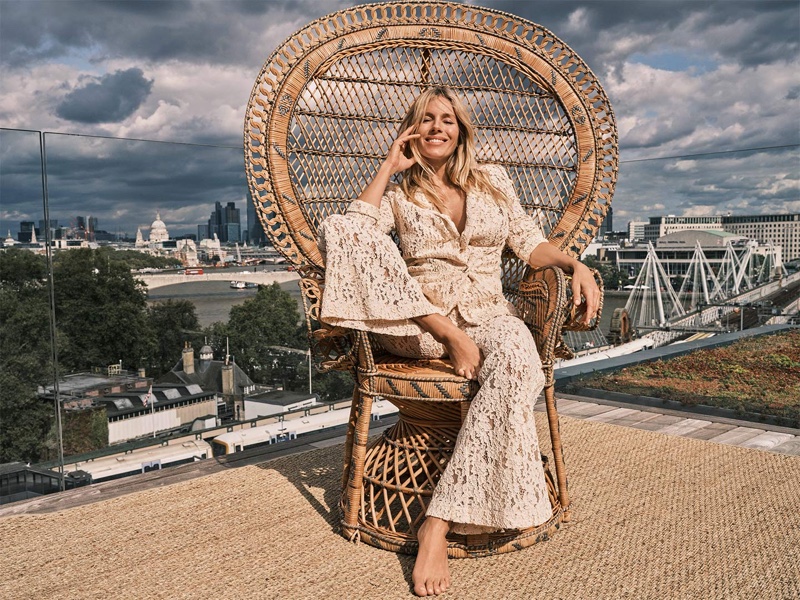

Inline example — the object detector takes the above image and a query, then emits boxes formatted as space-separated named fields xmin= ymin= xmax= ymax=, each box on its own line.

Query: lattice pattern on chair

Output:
xmin=244 ymin=1 xmax=617 ymax=558
xmin=245 ymin=1 xmax=617 ymax=269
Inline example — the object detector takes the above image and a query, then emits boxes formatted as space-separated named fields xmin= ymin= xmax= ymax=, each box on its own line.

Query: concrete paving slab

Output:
xmin=592 ymin=410 xmax=664 ymax=429
xmin=586 ymin=407 xmax=641 ymax=424
xmin=708 ymin=427 xmax=766 ymax=446
xmin=771 ymin=437 xmax=800 ymax=456
xmin=557 ymin=402 xmax=615 ymax=418
xmin=656 ymin=419 xmax=713 ymax=437
xmin=738 ymin=432 xmax=796 ymax=451
xmin=631 ymin=414 xmax=684 ymax=432
xmin=534 ymin=398 xmax=581 ymax=413
xmin=682 ymin=422 xmax=736 ymax=441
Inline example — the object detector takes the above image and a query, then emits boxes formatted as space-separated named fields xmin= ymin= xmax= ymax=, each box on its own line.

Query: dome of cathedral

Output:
xmin=149 ymin=211 xmax=169 ymax=243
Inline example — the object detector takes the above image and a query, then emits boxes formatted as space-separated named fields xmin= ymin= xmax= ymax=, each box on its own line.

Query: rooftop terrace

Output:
xmin=2 ymin=391 xmax=798 ymax=599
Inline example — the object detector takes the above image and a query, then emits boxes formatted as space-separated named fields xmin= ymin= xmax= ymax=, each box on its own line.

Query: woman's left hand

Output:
xmin=528 ymin=241 xmax=601 ymax=326
xmin=570 ymin=261 xmax=600 ymax=325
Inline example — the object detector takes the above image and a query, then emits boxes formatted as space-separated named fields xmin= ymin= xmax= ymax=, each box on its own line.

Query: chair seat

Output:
xmin=369 ymin=353 xmax=479 ymax=404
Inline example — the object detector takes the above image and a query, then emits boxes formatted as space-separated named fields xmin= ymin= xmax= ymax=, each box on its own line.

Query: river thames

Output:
xmin=146 ymin=267 xmax=628 ymax=335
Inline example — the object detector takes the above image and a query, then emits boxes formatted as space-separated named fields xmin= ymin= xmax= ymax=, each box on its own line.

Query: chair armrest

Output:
xmin=514 ymin=266 xmax=571 ymax=367
xmin=562 ymin=268 xmax=605 ymax=333
xmin=514 ymin=266 xmax=604 ymax=366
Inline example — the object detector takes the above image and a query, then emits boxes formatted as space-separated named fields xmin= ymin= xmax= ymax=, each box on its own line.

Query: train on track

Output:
xmin=211 ymin=400 xmax=397 ymax=456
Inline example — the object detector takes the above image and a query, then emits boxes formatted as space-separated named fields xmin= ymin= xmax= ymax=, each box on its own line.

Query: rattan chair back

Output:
xmin=245 ymin=1 xmax=618 ymax=280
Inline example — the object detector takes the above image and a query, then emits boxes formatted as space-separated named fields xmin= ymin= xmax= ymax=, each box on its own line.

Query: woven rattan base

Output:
xmin=341 ymin=399 xmax=563 ymax=558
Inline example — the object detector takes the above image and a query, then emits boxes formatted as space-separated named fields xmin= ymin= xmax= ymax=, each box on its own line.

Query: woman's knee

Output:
xmin=474 ymin=318 xmax=542 ymax=382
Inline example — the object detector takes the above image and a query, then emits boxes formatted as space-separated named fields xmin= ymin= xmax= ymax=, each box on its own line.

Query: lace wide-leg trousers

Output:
xmin=319 ymin=213 xmax=553 ymax=533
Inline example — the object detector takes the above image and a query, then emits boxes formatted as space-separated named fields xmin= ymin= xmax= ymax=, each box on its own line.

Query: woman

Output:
xmin=319 ymin=87 xmax=599 ymax=597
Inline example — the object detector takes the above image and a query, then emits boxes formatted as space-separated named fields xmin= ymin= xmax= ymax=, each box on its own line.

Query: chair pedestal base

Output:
xmin=340 ymin=398 xmax=563 ymax=558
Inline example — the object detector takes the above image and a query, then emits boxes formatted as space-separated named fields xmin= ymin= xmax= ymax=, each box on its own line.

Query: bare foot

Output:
xmin=412 ymin=314 xmax=482 ymax=380
xmin=440 ymin=327 xmax=482 ymax=380
xmin=412 ymin=517 xmax=451 ymax=596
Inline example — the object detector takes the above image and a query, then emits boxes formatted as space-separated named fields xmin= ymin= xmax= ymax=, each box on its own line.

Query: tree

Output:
xmin=309 ymin=370 xmax=354 ymax=404
xmin=201 ymin=320 xmax=230 ymax=359
xmin=0 ymin=250 xmax=53 ymax=463
xmin=53 ymin=249 xmax=156 ymax=372
xmin=226 ymin=283 xmax=306 ymax=382
xmin=581 ymin=255 xmax=628 ymax=290
xmin=147 ymin=299 xmax=201 ymax=377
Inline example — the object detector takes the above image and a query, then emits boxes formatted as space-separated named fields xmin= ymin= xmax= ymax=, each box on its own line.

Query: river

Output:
xmin=147 ymin=267 xmax=630 ymax=337
xmin=146 ymin=267 xmax=305 ymax=327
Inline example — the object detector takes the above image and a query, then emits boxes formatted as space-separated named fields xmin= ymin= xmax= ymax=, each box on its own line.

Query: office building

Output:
xmin=207 ymin=201 xmax=241 ymax=244
xmin=640 ymin=214 xmax=799 ymax=261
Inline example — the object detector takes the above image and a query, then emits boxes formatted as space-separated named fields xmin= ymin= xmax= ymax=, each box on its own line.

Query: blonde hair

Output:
xmin=398 ymin=86 xmax=507 ymax=212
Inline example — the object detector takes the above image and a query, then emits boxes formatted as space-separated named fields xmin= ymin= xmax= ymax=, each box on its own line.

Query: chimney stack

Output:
xmin=182 ymin=342 xmax=195 ymax=375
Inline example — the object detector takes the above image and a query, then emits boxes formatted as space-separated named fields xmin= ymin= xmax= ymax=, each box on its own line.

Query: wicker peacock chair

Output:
xmin=244 ymin=1 xmax=617 ymax=558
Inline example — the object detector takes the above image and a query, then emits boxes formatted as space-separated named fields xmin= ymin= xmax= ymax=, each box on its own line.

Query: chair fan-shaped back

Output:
xmin=245 ymin=2 xmax=617 ymax=276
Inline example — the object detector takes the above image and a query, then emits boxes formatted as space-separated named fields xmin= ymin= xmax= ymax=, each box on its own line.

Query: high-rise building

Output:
xmin=18 ymin=221 xmax=36 ymax=243
xmin=642 ymin=214 xmax=799 ymax=261
xmin=207 ymin=201 xmax=241 ymax=243
xmin=75 ymin=216 xmax=98 ymax=242
xmin=38 ymin=219 xmax=58 ymax=242
xmin=628 ymin=221 xmax=648 ymax=242
xmin=596 ymin=206 xmax=613 ymax=239
xmin=246 ymin=191 xmax=267 ymax=246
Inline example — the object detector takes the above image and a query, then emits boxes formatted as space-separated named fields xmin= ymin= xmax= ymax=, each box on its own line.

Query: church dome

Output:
xmin=199 ymin=345 xmax=213 ymax=361
xmin=149 ymin=211 xmax=169 ymax=243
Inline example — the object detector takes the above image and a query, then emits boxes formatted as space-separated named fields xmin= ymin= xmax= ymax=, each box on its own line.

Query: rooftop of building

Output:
xmin=1 ymin=401 xmax=797 ymax=599
xmin=160 ymin=353 xmax=255 ymax=396
xmin=245 ymin=389 xmax=319 ymax=406
xmin=98 ymin=383 xmax=210 ymax=418
xmin=39 ymin=369 xmax=150 ymax=399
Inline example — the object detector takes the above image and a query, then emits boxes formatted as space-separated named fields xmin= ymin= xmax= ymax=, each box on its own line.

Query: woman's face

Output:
xmin=413 ymin=96 xmax=460 ymax=168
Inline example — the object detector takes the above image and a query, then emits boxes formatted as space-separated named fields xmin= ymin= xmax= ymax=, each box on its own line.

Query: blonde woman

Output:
xmin=320 ymin=87 xmax=599 ymax=597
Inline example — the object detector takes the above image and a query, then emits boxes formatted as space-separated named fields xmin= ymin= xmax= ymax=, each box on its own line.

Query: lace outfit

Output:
xmin=319 ymin=164 xmax=553 ymax=533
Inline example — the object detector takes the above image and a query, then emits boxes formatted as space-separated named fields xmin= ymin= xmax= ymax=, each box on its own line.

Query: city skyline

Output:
xmin=1 ymin=0 xmax=798 ymax=239
xmin=5 ymin=200 xmax=251 ymax=243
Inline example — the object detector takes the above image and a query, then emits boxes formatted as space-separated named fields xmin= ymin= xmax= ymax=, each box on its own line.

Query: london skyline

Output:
xmin=1 ymin=0 xmax=798 ymax=239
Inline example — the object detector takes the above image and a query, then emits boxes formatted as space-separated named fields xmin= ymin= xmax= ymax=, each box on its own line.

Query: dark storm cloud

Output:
xmin=55 ymin=68 xmax=153 ymax=123
xmin=2 ymin=1 xmax=796 ymax=70
xmin=0 ymin=0 xmax=797 ymax=230
xmin=487 ymin=0 xmax=799 ymax=69
xmin=0 ymin=0 xmax=351 ymax=68
xmin=0 ymin=129 xmax=246 ymax=238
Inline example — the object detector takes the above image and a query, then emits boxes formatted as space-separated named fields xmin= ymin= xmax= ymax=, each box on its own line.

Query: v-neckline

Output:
xmin=443 ymin=188 xmax=469 ymax=237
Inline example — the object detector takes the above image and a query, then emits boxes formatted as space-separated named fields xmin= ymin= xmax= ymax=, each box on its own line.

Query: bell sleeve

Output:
xmin=318 ymin=185 xmax=442 ymax=336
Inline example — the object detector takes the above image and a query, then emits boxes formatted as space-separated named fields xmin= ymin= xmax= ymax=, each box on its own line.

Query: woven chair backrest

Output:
xmin=245 ymin=1 xmax=617 ymax=286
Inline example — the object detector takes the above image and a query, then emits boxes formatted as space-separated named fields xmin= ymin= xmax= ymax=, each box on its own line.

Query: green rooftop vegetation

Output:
xmin=569 ymin=329 xmax=800 ymax=427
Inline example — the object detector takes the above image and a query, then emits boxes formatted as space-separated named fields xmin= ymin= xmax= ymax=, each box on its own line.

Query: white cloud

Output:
xmin=564 ymin=8 xmax=589 ymax=34
xmin=609 ymin=59 xmax=800 ymax=158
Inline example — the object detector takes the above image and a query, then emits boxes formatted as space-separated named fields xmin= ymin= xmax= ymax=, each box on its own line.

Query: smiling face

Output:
xmin=413 ymin=96 xmax=461 ymax=168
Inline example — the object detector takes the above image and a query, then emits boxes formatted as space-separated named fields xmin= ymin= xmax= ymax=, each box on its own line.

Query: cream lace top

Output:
xmin=319 ymin=164 xmax=547 ymax=336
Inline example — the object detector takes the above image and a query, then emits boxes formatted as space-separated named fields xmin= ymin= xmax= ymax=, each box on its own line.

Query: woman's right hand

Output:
xmin=382 ymin=125 xmax=420 ymax=175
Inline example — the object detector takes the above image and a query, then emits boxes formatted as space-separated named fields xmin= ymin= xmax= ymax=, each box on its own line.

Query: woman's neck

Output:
xmin=427 ymin=163 xmax=454 ymax=190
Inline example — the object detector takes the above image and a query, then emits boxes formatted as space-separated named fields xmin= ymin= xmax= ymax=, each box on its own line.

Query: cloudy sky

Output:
xmin=1 ymin=0 xmax=798 ymax=240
